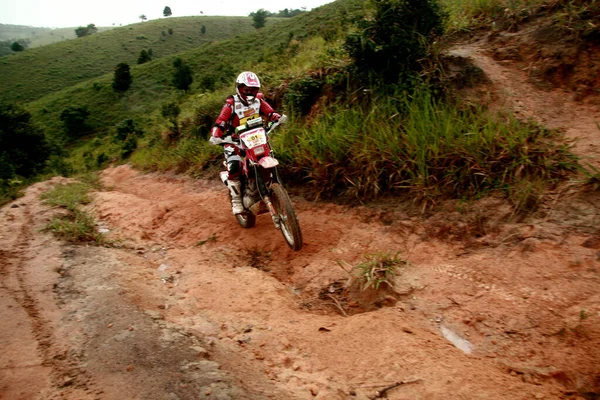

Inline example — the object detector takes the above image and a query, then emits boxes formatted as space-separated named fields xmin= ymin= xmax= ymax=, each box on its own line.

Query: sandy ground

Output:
xmin=1 ymin=35 xmax=600 ymax=400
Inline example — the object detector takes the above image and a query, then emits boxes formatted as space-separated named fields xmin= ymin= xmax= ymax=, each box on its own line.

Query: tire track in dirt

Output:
xmin=1 ymin=179 xmax=283 ymax=400
xmin=0 ymin=184 xmax=98 ymax=399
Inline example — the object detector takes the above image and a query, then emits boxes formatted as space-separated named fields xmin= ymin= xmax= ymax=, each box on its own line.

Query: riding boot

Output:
xmin=227 ymin=180 xmax=244 ymax=215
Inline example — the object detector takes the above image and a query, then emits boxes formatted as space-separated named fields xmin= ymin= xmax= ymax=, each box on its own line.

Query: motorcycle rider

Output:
xmin=209 ymin=71 xmax=281 ymax=215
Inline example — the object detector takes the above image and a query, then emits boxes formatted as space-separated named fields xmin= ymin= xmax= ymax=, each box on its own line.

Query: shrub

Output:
xmin=112 ymin=62 xmax=132 ymax=92
xmin=284 ymin=76 xmax=323 ymax=115
xmin=121 ymin=136 xmax=138 ymax=158
xmin=172 ymin=58 xmax=193 ymax=92
xmin=75 ymin=24 xmax=98 ymax=38
xmin=59 ymin=106 xmax=92 ymax=139
xmin=199 ymin=75 xmax=216 ymax=92
xmin=250 ymin=9 xmax=269 ymax=29
xmin=10 ymin=42 xmax=24 ymax=52
xmin=114 ymin=118 xmax=143 ymax=142
xmin=137 ymin=50 xmax=151 ymax=64
xmin=0 ymin=103 xmax=51 ymax=179
xmin=344 ymin=0 xmax=446 ymax=85
xmin=161 ymin=102 xmax=181 ymax=136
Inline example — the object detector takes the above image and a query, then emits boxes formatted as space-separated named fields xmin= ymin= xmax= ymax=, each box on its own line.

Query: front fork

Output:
xmin=253 ymin=164 xmax=281 ymax=229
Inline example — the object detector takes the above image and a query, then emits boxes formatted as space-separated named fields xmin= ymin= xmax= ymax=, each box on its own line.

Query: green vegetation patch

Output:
xmin=351 ymin=251 xmax=407 ymax=291
xmin=41 ymin=182 xmax=104 ymax=243
xmin=442 ymin=0 xmax=600 ymax=39
xmin=0 ymin=16 xmax=257 ymax=104
xmin=274 ymin=88 xmax=579 ymax=207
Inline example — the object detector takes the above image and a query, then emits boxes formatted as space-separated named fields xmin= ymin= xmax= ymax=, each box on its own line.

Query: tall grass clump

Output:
xmin=275 ymin=86 xmax=579 ymax=208
xmin=41 ymin=182 xmax=105 ymax=243
xmin=441 ymin=0 xmax=600 ymax=37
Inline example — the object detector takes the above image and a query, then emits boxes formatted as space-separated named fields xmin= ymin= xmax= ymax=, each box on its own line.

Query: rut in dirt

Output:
xmin=91 ymin=164 xmax=600 ymax=399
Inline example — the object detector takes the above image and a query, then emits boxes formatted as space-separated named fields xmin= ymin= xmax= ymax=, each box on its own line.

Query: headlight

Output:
xmin=254 ymin=146 xmax=265 ymax=156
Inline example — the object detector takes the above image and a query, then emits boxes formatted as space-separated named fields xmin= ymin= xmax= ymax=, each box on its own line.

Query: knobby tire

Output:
xmin=270 ymin=183 xmax=303 ymax=251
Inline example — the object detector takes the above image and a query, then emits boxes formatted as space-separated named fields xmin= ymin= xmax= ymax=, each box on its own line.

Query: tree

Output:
xmin=114 ymin=119 xmax=143 ymax=158
xmin=137 ymin=49 xmax=151 ymax=64
xmin=112 ymin=62 xmax=132 ymax=92
xmin=344 ymin=0 xmax=446 ymax=85
xmin=250 ymin=9 xmax=269 ymax=29
xmin=0 ymin=103 xmax=51 ymax=179
xmin=59 ymin=106 xmax=92 ymax=140
xmin=201 ymin=24 xmax=206 ymax=34
xmin=163 ymin=6 xmax=172 ymax=17
xmin=10 ymin=42 xmax=24 ymax=52
xmin=74 ymin=24 xmax=98 ymax=38
xmin=139 ymin=14 xmax=147 ymax=22
xmin=172 ymin=58 xmax=193 ymax=92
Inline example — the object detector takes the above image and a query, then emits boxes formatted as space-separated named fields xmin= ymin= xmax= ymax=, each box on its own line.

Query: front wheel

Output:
xmin=270 ymin=183 xmax=303 ymax=251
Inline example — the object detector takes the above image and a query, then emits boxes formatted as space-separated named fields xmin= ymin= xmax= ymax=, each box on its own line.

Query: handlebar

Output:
xmin=210 ymin=136 xmax=237 ymax=146
xmin=209 ymin=114 xmax=288 ymax=146
xmin=267 ymin=114 xmax=288 ymax=133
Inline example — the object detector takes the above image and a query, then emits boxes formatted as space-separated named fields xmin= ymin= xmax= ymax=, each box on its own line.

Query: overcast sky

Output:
xmin=0 ymin=0 xmax=335 ymax=28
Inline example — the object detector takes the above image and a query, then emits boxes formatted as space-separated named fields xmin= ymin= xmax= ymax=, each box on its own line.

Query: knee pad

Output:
xmin=227 ymin=159 xmax=241 ymax=178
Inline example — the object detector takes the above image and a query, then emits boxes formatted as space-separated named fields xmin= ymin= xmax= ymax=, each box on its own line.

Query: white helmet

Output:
xmin=236 ymin=71 xmax=261 ymax=105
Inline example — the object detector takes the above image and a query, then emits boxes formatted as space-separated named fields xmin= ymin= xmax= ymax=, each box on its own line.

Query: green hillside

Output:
xmin=2 ymin=0 xmax=598 ymax=207
xmin=0 ymin=24 xmax=114 ymax=48
xmin=0 ymin=16 xmax=262 ymax=104
xmin=25 ymin=1 xmax=363 ymax=137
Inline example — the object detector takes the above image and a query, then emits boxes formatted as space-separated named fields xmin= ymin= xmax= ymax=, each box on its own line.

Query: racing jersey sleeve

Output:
xmin=215 ymin=97 xmax=235 ymax=128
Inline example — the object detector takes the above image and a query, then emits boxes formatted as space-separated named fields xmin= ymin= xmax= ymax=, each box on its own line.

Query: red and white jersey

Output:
xmin=212 ymin=93 xmax=277 ymax=138
xmin=232 ymin=94 xmax=261 ymax=126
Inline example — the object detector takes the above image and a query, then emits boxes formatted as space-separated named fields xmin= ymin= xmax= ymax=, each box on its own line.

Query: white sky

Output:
xmin=0 ymin=0 xmax=335 ymax=28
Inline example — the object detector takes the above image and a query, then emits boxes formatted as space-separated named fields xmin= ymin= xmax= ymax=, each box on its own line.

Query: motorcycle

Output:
xmin=213 ymin=114 xmax=303 ymax=251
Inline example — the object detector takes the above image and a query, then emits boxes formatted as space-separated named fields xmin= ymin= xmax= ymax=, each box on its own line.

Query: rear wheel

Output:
xmin=270 ymin=183 xmax=302 ymax=251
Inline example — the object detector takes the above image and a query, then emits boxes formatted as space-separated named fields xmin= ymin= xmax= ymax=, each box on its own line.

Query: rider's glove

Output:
xmin=209 ymin=136 xmax=222 ymax=146
xmin=270 ymin=112 xmax=281 ymax=122
xmin=210 ymin=126 xmax=223 ymax=138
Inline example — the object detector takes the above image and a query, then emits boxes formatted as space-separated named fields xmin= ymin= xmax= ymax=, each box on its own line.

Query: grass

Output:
xmin=273 ymin=88 xmax=579 ymax=208
xmin=346 ymin=252 xmax=407 ymax=291
xmin=41 ymin=182 xmax=105 ymax=244
xmin=195 ymin=233 xmax=217 ymax=246
xmin=581 ymin=163 xmax=600 ymax=191
xmin=441 ymin=0 xmax=600 ymax=36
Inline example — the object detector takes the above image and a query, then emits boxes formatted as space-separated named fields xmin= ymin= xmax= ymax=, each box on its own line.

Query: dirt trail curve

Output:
xmin=451 ymin=35 xmax=600 ymax=171
xmin=1 ymin=40 xmax=600 ymax=400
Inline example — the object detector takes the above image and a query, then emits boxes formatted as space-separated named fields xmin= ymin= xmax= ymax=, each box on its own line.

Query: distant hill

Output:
xmin=22 ymin=0 xmax=361 ymax=137
xmin=0 ymin=16 xmax=261 ymax=104
xmin=0 ymin=23 xmax=114 ymax=48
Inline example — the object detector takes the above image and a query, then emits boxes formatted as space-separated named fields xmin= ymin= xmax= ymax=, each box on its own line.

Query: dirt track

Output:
xmin=1 ymin=35 xmax=600 ymax=400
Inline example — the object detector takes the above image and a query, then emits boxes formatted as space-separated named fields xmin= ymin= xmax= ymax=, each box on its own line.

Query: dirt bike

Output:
xmin=213 ymin=115 xmax=303 ymax=251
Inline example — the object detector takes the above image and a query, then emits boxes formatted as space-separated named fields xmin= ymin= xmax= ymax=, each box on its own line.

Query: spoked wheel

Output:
xmin=270 ymin=183 xmax=303 ymax=251
xmin=235 ymin=211 xmax=256 ymax=228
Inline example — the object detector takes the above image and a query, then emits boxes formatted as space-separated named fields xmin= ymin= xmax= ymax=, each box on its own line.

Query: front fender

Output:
xmin=258 ymin=156 xmax=279 ymax=169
